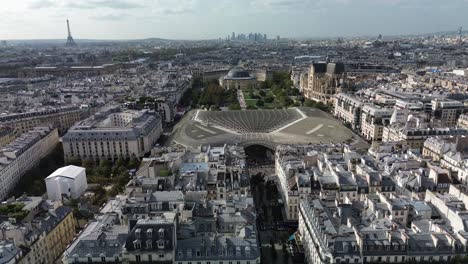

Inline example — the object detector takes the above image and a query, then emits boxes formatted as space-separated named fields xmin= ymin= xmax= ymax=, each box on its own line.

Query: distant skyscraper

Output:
xmin=458 ymin=27 xmax=463 ymax=44
xmin=231 ymin=32 xmax=236 ymax=41
xmin=65 ymin=19 xmax=77 ymax=47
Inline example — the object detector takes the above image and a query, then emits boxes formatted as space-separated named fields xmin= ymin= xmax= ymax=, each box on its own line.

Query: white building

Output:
xmin=45 ymin=165 xmax=88 ymax=201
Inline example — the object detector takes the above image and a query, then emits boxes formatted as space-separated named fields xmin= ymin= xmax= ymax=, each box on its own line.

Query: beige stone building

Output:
xmin=303 ymin=62 xmax=347 ymax=104
xmin=63 ymin=106 xmax=162 ymax=161
xmin=0 ymin=126 xmax=14 ymax=148
xmin=0 ymin=126 xmax=59 ymax=199
xmin=334 ymin=93 xmax=366 ymax=129
xmin=383 ymin=127 xmax=468 ymax=150
xmin=458 ymin=114 xmax=468 ymax=129
xmin=0 ymin=106 xmax=91 ymax=136
xmin=360 ymin=105 xmax=393 ymax=141
xmin=219 ymin=67 xmax=257 ymax=90
xmin=431 ymin=99 xmax=465 ymax=127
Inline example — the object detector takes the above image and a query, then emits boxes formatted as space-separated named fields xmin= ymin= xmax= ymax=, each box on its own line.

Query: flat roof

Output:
xmin=46 ymin=165 xmax=85 ymax=180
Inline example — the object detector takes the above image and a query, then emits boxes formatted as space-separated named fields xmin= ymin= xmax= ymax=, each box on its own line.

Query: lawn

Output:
xmin=245 ymin=99 xmax=258 ymax=108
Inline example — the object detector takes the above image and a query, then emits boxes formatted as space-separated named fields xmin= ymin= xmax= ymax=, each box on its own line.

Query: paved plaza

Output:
xmin=173 ymin=107 xmax=366 ymax=149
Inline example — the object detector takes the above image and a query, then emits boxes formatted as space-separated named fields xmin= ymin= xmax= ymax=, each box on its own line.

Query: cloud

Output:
xmin=161 ymin=7 xmax=192 ymax=15
xmin=90 ymin=14 xmax=127 ymax=21
xmin=28 ymin=0 xmax=55 ymax=9
xmin=262 ymin=0 xmax=308 ymax=6
xmin=65 ymin=0 xmax=143 ymax=10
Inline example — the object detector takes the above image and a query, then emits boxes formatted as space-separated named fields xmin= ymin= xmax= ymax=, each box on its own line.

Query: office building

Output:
xmin=62 ymin=106 xmax=162 ymax=161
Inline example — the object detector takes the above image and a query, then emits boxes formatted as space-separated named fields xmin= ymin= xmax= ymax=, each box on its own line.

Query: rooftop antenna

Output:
xmin=65 ymin=19 xmax=77 ymax=47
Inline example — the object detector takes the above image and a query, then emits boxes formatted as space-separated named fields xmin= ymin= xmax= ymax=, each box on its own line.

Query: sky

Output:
xmin=0 ymin=0 xmax=467 ymax=40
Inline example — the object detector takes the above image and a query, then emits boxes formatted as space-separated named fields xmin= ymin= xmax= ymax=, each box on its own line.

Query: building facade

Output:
xmin=0 ymin=126 xmax=59 ymax=199
xmin=0 ymin=127 xmax=14 ymax=149
xmin=360 ymin=105 xmax=393 ymax=141
xmin=431 ymin=99 xmax=465 ymax=127
xmin=62 ymin=106 xmax=162 ymax=161
xmin=219 ymin=67 xmax=257 ymax=90
xmin=334 ymin=93 xmax=366 ymax=129
xmin=0 ymin=106 xmax=91 ymax=136
xmin=304 ymin=62 xmax=347 ymax=104
xmin=45 ymin=165 xmax=88 ymax=201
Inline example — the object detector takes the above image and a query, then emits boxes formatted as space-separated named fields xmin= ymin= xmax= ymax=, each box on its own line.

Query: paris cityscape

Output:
xmin=1 ymin=1 xmax=468 ymax=264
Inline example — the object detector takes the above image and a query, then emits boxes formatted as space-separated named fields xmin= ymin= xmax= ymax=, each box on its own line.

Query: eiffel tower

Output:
xmin=65 ymin=19 xmax=77 ymax=47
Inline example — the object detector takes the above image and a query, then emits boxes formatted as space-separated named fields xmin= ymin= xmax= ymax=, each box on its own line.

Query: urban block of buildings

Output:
xmin=0 ymin=126 xmax=59 ymax=199
xmin=62 ymin=106 xmax=162 ymax=161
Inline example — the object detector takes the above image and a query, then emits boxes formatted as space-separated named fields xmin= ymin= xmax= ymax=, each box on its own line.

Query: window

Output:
xmin=159 ymin=254 xmax=164 ymax=258
xmin=158 ymin=240 xmax=165 ymax=249
xmin=148 ymin=255 xmax=152 ymax=262
xmin=136 ymin=255 xmax=141 ymax=263
xmin=134 ymin=241 xmax=141 ymax=249
xmin=158 ymin=228 xmax=165 ymax=239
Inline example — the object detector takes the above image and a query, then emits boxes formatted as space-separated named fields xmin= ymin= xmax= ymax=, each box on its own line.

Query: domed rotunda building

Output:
xmin=219 ymin=67 xmax=257 ymax=90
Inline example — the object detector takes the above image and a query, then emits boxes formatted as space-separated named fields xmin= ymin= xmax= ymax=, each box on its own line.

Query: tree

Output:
xmin=128 ymin=156 xmax=140 ymax=170
xmin=82 ymin=159 xmax=95 ymax=170
xmin=179 ymin=88 xmax=193 ymax=107
xmin=96 ymin=159 xmax=111 ymax=177
xmin=264 ymin=96 xmax=274 ymax=104
xmin=258 ymin=90 xmax=266 ymax=97
xmin=290 ymin=88 xmax=300 ymax=96
xmin=198 ymin=83 xmax=224 ymax=108
xmin=66 ymin=157 xmax=81 ymax=166
xmin=278 ymin=95 xmax=293 ymax=108
xmin=256 ymin=99 xmax=265 ymax=107
xmin=229 ymin=103 xmax=241 ymax=110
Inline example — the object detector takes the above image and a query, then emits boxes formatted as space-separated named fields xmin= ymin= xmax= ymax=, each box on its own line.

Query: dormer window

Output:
xmin=146 ymin=240 xmax=152 ymax=249
xmin=236 ymin=246 xmax=241 ymax=256
xmin=147 ymin=228 xmax=153 ymax=238
xmin=135 ymin=228 xmax=141 ymax=239
xmin=157 ymin=240 xmax=165 ymax=249
xmin=158 ymin=228 xmax=164 ymax=239
xmin=134 ymin=240 xmax=141 ymax=249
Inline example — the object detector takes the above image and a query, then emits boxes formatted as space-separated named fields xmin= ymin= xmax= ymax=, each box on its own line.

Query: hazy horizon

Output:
xmin=1 ymin=0 xmax=467 ymax=40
